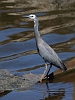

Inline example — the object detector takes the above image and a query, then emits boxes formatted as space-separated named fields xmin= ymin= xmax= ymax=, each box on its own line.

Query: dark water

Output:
xmin=0 ymin=0 xmax=75 ymax=100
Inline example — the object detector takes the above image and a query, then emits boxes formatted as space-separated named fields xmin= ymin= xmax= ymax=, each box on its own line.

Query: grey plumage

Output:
xmin=25 ymin=14 xmax=67 ymax=82
xmin=38 ymin=39 xmax=67 ymax=71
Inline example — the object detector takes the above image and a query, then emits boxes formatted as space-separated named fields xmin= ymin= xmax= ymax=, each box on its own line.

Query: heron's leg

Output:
xmin=40 ymin=63 xmax=47 ymax=83
xmin=46 ymin=64 xmax=52 ymax=77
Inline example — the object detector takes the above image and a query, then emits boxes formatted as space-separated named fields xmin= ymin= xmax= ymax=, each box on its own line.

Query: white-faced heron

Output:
xmin=25 ymin=14 xmax=67 ymax=83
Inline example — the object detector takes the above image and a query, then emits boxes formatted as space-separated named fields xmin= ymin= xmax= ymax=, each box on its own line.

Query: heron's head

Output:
xmin=25 ymin=14 xmax=36 ymax=20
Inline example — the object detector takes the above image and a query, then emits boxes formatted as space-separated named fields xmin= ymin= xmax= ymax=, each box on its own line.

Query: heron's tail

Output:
xmin=61 ymin=62 xmax=67 ymax=71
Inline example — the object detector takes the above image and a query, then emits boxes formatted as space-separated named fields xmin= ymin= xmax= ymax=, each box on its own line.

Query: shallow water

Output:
xmin=0 ymin=0 xmax=75 ymax=100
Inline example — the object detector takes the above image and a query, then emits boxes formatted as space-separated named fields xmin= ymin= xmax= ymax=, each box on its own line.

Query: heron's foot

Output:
xmin=39 ymin=79 xmax=42 ymax=84
xmin=44 ymin=74 xmax=49 ymax=79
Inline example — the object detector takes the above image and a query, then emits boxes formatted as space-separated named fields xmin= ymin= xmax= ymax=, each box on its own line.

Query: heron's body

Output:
xmin=25 ymin=14 xmax=67 ymax=82
xmin=37 ymin=39 xmax=66 ymax=71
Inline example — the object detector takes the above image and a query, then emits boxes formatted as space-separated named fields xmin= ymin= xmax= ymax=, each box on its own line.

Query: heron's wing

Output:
xmin=37 ymin=39 xmax=67 ymax=71
xmin=38 ymin=39 xmax=61 ymax=66
xmin=41 ymin=39 xmax=60 ymax=60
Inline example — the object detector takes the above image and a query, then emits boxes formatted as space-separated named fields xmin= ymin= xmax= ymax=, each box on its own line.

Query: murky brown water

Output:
xmin=0 ymin=0 xmax=75 ymax=100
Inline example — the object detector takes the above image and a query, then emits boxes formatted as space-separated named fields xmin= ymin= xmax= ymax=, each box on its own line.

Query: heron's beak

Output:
xmin=23 ymin=15 xmax=29 ymax=18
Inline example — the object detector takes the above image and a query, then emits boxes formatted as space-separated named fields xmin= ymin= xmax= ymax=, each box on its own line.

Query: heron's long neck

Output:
xmin=34 ymin=18 xmax=41 ymax=42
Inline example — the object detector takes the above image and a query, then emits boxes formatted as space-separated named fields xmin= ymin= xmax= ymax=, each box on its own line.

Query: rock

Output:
xmin=0 ymin=70 xmax=41 ymax=92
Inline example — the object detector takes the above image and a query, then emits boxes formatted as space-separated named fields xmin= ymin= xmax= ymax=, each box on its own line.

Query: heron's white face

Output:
xmin=29 ymin=14 xmax=36 ymax=20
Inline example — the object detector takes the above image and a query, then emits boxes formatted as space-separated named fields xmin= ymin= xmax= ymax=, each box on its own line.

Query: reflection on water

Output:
xmin=0 ymin=0 xmax=75 ymax=100
xmin=43 ymin=82 xmax=73 ymax=100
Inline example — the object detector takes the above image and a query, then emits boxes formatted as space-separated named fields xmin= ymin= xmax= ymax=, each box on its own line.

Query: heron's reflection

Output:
xmin=40 ymin=82 xmax=65 ymax=100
